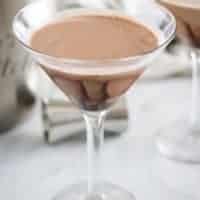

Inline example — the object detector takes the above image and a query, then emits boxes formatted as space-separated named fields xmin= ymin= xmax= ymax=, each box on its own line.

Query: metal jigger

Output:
xmin=42 ymin=99 xmax=128 ymax=144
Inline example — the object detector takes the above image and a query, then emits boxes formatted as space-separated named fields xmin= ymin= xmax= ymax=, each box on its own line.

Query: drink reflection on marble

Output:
xmin=13 ymin=0 xmax=176 ymax=200
xmin=157 ymin=0 xmax=200 ymax=163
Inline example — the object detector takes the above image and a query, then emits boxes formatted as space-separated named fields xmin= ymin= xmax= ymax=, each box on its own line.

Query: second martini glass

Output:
xmin=157 ymin=0 xmax=200 ymax=163
xmin=13 ymin=0 xmax=176 ymax=200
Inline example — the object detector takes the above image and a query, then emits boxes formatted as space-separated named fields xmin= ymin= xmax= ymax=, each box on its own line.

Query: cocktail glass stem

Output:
xmin=190 ymin=50 xmax=200 ymax=130
xmin=157 ymin=49 xmax=200 ymax=163
xmin=83 ymin=111 xmax=107 ymax=194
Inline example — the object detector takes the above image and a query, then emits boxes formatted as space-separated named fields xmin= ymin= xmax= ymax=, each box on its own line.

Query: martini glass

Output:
xmin=156 ymin=0 xmax=200 ymax=163
xmin=13 ymin=0 xmax=176 ymax=199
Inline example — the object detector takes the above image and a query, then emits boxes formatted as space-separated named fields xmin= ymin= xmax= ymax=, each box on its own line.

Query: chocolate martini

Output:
xmin=30 ymin=11 xmax=158 ymax=110
xmin=158 ymin=0 xmax=200 ymax=46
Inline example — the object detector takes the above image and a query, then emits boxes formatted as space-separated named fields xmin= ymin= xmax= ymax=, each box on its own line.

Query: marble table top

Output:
xmin=1 ymin=77 xmax=200 ymax=200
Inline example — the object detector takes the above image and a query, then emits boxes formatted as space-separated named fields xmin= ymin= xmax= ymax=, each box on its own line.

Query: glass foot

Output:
xmin=156 ymin=117 xmax=200 ymax=163
xmin=53 ymin=181 xmax=135 ymax=200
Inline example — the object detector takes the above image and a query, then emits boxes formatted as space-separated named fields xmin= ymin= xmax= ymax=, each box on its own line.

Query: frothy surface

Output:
xmin=30 ymin=12 xmax=158 ymax=60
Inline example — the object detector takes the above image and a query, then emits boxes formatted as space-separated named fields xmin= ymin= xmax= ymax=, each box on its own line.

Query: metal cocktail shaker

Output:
xmin=0 ymin=0 xmax=35 ymax=131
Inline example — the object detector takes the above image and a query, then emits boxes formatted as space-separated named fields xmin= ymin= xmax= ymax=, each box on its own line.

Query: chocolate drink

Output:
xmin=158 ymin=0 xmax=200 ymax=46
xmin=31 ymin=11 xmax=158 ymax=111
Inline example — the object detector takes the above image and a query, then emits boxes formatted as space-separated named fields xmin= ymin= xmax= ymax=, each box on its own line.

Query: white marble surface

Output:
xmin=1 ymin=77 xmax=200 ymax=200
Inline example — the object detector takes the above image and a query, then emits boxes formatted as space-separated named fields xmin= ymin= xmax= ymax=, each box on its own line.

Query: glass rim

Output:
xmin=12 ymin=1 xmax=176 ymax=66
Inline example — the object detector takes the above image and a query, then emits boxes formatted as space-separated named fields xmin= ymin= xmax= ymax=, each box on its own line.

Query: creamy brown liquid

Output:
xmin=158 ymin=0 xmax=200 ymax=46
xmin=31 ymin=12 xmax=158 ymax=110
xmin=31 ymin=14 xmax=157 ymax=59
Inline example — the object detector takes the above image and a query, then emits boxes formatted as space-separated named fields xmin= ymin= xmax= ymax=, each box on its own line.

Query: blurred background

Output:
xmin=0 ymin=0 xmax=199 ymax=200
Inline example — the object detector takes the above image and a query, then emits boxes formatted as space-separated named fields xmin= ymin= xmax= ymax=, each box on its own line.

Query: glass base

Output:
xmin=53 ymin=181 xmax=135 ymax=200
xmin=156 ymin=117 xmax=200 ymax=163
